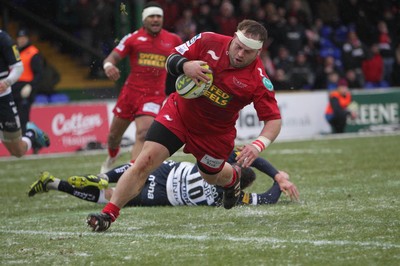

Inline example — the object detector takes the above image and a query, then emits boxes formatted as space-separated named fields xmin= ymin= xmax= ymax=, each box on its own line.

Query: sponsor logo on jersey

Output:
xmin=203 ymin=85 xmax=232 ymax=107
xmin=233 ymin=76 xmax=247 ymax=88
xmin=147 ymin=174 xmax=156 ymax=199
xmin=138 ymin=53 xmax=166 ymax=68
xmin=200 ymin=154 xmax=224 ymax=169
xmin=12 ymin=45 xmax=21 ymax=61
xmin=163 ymin=114 xmax=173 ymax=121
xmin=262 ymin=77 xmax=274 ymax=91
xmin=142 ymin=102 xmax=161 ymax=114
xmin=187 ymin=33 xmax=202 ymax=46
xmin=175 ymin=43 xmax=189 ymax=55
xmin=207 ymin=50 xmax=220 ymax=60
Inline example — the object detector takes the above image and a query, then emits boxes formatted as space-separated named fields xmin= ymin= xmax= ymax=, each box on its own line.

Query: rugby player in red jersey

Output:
xmin=87 ymin=19 xmax=298 ymax=232
xmin=100 ymin=2 xmax=182 ymax=173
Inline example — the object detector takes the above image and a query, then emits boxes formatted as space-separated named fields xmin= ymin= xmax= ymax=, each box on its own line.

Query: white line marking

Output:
xmin=1 ymin=229 xmax=399 ymax=249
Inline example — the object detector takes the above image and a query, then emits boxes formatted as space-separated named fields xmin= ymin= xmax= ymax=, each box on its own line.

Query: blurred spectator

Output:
xmin=236 ymin=0 xmax=253 ymax=21
xmin=75 ymin=0 xmax=96 ymax=66
xmin=283 ymin=14 xmax=307 ymax=56
xmin=345 ymin=69 xmax=363 ymax=89
xmin=174 ymin=8 xmax=197 ymax=42
xmin=88 ymin=0 xmax=115 ymax=79
xmin=271 ymin=68 xmax=291 ymax=91
xmin=215 ymin=1 xmax=238 ymax=36
xmin=376 ymin=20 xmax=394 ymax=84
xmin=273 ymin=45 xmax=294 ymax=74
xmin=314 ymin=55 xmax=342 ymax=90
xmin=54 ymin=0 xmax=79 ymax=53
xmin=286 ymin=0 xmax=312 ymax=28
xmin=159 ymin=0 xmax=181 ymax=32
xmin=391 ymin=43 xmax=400 ymax=87
xmin=264 ymin=3 xmax=287 ymax=58
xmin=326 ymin=71 xmax=340 ymax=91
xmin=12 ymin=28 xmax=43 ymax=133
xmin=36 ymin=58 xmax=61 ymax=97
xmin=260 ymin=50 xmax=276 ymax=78
xmin=209 ymin=0 xmax=222 ymax=19
xmin=195 ymin=3 xmax=218 ymax=33
xmin=362 ymin=43 xmax=386 ymax=88
xmin=325 ymin=78 xmax=357 ymax=133
xmin=288 ymin=51 xmax=314 ymax=90
xmin=314 ymin=0 xmax=339 ymax=26
xmin=341 ymin=29 xmax=367 ymax=86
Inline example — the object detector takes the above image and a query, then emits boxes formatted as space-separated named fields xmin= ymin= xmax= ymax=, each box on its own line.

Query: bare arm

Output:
xmin=103 ymin=51 xmax=122 ymax=81
xmin=236 ymin=119 xmax=282 ymax=168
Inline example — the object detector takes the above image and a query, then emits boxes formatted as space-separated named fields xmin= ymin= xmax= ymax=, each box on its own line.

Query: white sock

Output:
xmin=21 ymin=136 xmax=32 ymax=151
xmin=97 ymin=189 xmax=109 ymax=204
xmin=47 ymin=178 xmax=60 ymax=190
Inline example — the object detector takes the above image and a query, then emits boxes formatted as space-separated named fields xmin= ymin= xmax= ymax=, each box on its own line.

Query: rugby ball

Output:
xmin=175 ymin=65 xmax=213 ymax=99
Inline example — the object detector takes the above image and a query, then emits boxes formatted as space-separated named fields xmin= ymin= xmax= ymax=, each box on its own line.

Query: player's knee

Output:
xmin=9 ymin=147 xmax=25 ymax=158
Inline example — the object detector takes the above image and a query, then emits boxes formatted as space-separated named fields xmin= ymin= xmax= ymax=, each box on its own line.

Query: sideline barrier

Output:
xmin=1 ymin=89 xmax=399 ymax=156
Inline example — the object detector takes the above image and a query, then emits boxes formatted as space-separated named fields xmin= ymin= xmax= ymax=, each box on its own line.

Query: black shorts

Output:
xmin=0 ymin=93 xmax=21 ymax=141
xmin=125 ymin=162 xmax=173 ymax=206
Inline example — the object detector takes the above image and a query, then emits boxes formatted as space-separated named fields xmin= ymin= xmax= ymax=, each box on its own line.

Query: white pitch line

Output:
xmin=1 ymin=229 xmax=399 ymax=249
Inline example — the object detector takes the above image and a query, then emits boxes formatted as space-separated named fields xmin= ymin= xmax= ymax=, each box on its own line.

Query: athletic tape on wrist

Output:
xmin=251 ymin=136 xmax=271 ymax=152
xmin=103 ymin=62 xmax=113 ymax=70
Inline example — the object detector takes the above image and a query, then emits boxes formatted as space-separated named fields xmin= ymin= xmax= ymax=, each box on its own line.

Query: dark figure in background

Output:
xmin=325 ymin=79 xmax=357 ymax=133
xmin=36 ymin=58 xmax=60 ymax=97
xmin=11 ymin=29 xmax=43 ymax=133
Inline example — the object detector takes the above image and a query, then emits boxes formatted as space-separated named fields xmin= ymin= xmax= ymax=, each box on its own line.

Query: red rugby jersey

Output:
xmin=114 ymin=28 xmax=181 ymax=95
xmin=172 ymin=32 xmax=281 ymax=134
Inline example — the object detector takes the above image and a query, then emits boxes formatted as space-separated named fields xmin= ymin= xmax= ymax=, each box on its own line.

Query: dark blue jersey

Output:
xmin=0 ymin=30 xmax=20 ymax=79
xmin=125 ymin=161 xmax=223 ymax=207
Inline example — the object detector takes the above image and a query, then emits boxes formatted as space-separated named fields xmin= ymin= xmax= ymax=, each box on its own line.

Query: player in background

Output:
xmin=100 ymin=2 xmax=182 ymax=173
xmin=86 ymin=20 xmax=299 ymax=232
xmin=28 ymin=149 xmax=299 ymax=207
xmin=0 ymin=29 xmax=50 ymax=158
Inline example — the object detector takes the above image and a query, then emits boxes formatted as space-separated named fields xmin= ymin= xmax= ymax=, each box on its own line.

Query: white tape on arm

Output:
xmin=103 ymin=62 xmax=114 ymax=70
xmin=251 ymin=136 xmax=271 ymax=152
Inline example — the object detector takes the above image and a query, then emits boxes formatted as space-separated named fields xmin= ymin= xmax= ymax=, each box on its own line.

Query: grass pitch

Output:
xmin=0 ymin=133 xmax=399 ymax=265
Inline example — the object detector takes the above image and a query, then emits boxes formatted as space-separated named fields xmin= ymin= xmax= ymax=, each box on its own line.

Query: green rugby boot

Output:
xmin=68 ymin=175 xmax=108 ymax=190
xmin=28 ymin=171 xmax=55 ymax=197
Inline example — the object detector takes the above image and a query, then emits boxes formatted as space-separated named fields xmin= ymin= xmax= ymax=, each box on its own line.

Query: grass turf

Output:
xmin=0 ymin=133 xmax=399 ymax=265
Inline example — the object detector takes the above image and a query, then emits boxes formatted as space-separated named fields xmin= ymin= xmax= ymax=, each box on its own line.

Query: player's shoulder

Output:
xmin=0 ymin=30 xmax=13 ymax=45
xmin=195 ymin=31 xmax=229 ymax=43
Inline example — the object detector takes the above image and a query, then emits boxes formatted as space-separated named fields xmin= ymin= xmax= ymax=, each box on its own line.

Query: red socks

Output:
xmin=224 ymin=167 xmax=238 ymax=188
xmin=108 ymin=147 xmax=120 ymax=158
xmin=102 ymin=202 xmax=120 ymax=222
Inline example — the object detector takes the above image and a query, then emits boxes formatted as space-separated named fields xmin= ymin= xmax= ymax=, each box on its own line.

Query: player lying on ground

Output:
xmin=28 ymin=150 xmax=299 ymax=206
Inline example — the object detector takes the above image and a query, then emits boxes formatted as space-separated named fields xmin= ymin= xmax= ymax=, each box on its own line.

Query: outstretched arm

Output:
xmin=237 ymin=171 xmax=299 ymax=205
